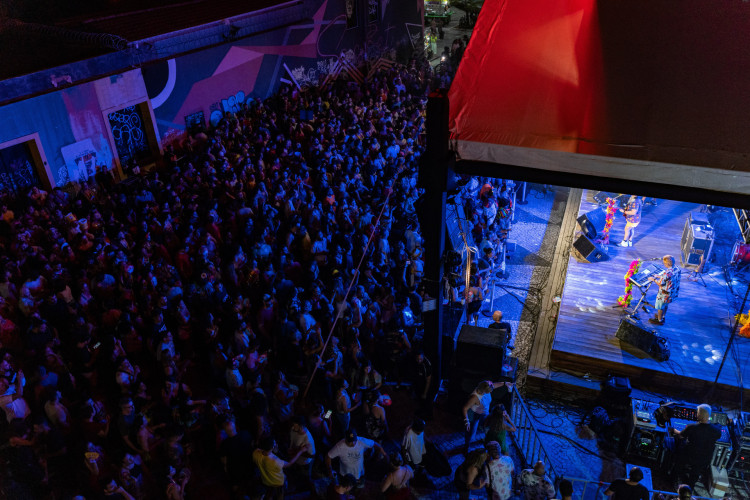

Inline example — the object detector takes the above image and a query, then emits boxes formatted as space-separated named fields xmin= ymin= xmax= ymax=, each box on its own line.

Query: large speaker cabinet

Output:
xmin=615 ymin=318 xmax=670 ymax=362
xmin=573 ymin=234 xmax=609 ymax=263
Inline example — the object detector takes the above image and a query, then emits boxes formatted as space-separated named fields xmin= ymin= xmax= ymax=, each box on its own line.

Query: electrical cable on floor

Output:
xmin=522 ymin=400 xmax=619 ymax=464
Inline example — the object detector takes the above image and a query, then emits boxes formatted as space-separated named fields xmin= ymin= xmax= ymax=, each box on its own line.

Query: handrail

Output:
xmin=508 ymin=386 xmax=715 ymax=500
xmin=509 ymin=385 xmax=560 ymax=484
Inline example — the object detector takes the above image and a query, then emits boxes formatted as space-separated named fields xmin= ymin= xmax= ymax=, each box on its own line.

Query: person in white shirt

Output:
xmin=326 ymin=429 xmax=387 ymax=487
xmin=0 ymin=371 xmax=30 ymax=423
xmin=288 ymin=416 xmax=316 ymax=493
xmin=520 ymin=461 xmax=555 ymax=500
xmin=402 ymin=418 xmax=426 ymax=469
xmin=485 ymin=441 xmax=514 ymax=500
xmin=43 ymin=389 xmax=70 ymax=430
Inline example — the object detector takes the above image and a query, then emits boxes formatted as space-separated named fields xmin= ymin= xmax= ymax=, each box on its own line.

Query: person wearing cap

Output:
xmin=604 ymin=466 xmax=649 ymax=500
xmin=326 ymin=429 xmax=387 ymax=488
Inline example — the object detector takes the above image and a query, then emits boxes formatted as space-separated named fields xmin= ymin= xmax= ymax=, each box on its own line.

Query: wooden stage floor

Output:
xmin=551 ymin=190 xmax=750 ymax=401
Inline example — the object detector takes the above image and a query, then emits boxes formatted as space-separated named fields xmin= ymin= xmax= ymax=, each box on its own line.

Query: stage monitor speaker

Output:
xmin=577 ymin=209 xmax=607 ymax=239
xmin=573 ymin=234 xmax=608 ymax=263
xmin=615 ymin=318 xmax=670 ymax=362
xmin=455 ymin=325 xmax=506 ymax=379
xmin=447 ymin=325 xmax=509 ymax=409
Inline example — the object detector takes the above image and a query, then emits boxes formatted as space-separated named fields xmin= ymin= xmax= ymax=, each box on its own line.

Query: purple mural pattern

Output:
xmin=144 ymin=0 xmax=421 ymax=143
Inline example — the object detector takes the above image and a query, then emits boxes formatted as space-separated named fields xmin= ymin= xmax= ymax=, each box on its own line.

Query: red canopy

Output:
xmin=449 ymin=0 xmax=750 ymax=195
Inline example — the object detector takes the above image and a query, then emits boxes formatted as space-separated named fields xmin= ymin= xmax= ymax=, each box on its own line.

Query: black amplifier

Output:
xmin=628 ymin=427 xmax=665 ymax=461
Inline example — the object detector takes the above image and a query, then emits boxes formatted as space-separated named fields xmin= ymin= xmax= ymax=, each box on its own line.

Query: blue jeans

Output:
xmin=464 ymin=409 xmax=486 ymax=450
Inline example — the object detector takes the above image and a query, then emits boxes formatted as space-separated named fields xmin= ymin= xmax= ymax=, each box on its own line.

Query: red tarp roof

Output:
xmin=449 ymin=0 xmax=750 ymax=195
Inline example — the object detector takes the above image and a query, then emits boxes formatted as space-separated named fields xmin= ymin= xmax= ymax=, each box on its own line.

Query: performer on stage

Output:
xmin=648 ymin=255 xmax=680 ymax=325
xmin=667 ymin=404 xmax=721 ymax=490
xmin=618 ymin=195 xmax=643 ymax=247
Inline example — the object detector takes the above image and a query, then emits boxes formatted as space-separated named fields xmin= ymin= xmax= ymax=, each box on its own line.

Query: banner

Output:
xmin=61 ymin=139 xmax=98 ymax=183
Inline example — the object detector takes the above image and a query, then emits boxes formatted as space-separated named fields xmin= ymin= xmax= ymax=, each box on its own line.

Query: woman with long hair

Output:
xmin=363 ymin=390 xmax=388 ymax=442
xmin=484 ymin=404 xmax=516 ymax=454
xmin=381 ymin=452 xmax=414 ymax=500
xmin=462 ymin=380 xmax=509 ymax=455
xmin=454 ymin=449 xmax=488 ymax=500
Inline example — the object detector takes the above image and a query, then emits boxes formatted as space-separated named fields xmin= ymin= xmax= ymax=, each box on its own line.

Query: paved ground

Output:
xmin=428 ymin=7 xmax=474 ymax=68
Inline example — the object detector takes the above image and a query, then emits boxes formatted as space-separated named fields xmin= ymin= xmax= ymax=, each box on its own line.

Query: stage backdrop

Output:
xmin=448 ymin=0 xmax=750 ymax=196
xmin=142 ymin=0 xmax=423 ymax=144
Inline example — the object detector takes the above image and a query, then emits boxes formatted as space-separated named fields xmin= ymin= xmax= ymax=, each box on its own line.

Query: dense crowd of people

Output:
xmin=0 ymin=46 xmax=702 ymax=500
xmin=0 ymin=58 xmax=464 ymax=500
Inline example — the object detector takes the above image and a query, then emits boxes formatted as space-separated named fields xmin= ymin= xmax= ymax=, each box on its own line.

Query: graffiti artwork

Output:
xmin=108 ymin=105 xmax=151 ymax=166
xmin=61 ymin=139 xmax=98 ymax=183
xmin=0 ymin=142 xmax=41 ymax=194
xmin=210 ymin=91 xmax=250 ymax=127
xmin=143 ymin=0 xmax=422 ymax=143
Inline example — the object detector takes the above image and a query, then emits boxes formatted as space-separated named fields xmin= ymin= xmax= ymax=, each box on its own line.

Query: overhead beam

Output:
xmin=453 ymin=159 xmax=750 ymax=210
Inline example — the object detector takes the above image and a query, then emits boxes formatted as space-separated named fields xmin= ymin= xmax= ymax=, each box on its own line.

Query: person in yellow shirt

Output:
xmin=1 ymin=205 xmax=13 ymax=223
xmin=252 ymin=436 xmax=307 ymax=499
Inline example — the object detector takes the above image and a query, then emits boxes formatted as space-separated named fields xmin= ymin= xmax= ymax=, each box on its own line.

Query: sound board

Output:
xmin=629 ymin=400 xmax=732 ymax=469
xmin=628 ymin=399 xmax=666 ymax=462
xmin=671 ymin=405 xmax=729 ymax=426
xmin=630 ymin=399 xmax=664 ymax=431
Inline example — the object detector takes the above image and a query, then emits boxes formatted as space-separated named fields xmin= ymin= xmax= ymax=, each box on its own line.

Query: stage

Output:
xmin=550 ymin=190 xmax=750 ymax=402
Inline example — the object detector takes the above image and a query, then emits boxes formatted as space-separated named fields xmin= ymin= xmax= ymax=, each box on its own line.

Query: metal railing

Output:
xmin=508 ymin=388 xmax=714 ymax=500
xmin=509 ymin=386 xmax=561 ymax=483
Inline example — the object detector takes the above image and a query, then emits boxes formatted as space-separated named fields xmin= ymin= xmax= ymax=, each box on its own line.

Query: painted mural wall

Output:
xmin=143 ymin=0 xmax=423 ymax=143
xmin=0 ymin=69 xmax=150 ymax=186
